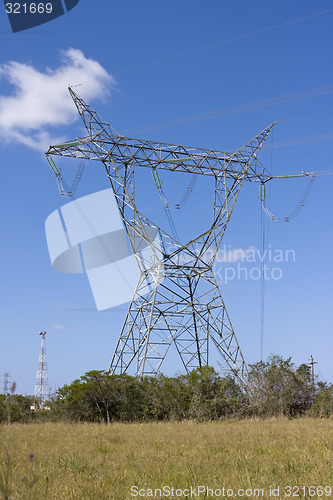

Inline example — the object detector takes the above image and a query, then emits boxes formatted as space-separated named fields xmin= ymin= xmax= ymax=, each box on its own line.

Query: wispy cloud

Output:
xmin=0 ymin=48 xmax=114 ymax=152
xmin=51 ymin=324 xmax=65 ymax=331
xmin=215 ymin=246 xmax=258 ymax=263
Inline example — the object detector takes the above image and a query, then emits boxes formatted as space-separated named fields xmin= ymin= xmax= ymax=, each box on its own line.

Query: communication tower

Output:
xmin=34 ymin=331 xmax=49 ymax=409
xmin=3 ymin=372 xmax=10 ymax=395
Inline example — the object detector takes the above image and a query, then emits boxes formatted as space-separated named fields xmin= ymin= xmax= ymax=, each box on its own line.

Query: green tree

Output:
xmin=247 ymin=355 xmax=314 ymax=417
xmin=185 ymin=366 xmax=242 ymax=421
xmin=140 ymin=374 xmax=190 ymax=421
xmin=310 ymin=382 xmax=333 ymax=417
xmin=0 ymin=394 xmax=35 ymax=423
xmin=54 ymin=378 xmax=96 ymax=421
xmin=54 ymin=371 xmax=145 ymax=423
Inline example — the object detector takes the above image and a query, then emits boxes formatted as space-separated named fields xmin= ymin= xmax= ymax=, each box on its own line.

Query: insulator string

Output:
xmin=261 ymin=175 xmax=315 ymax=223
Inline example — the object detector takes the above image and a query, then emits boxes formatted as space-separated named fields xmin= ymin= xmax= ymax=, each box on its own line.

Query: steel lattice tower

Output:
xmin=46 ymin=89 xmax=275 ymax=386
xmin=34 ymin=331 xmax=49 ymax=409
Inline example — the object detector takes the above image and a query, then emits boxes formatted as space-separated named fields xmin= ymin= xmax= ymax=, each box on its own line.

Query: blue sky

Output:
xmin=0 ymin=1 xmax=332 ymax=395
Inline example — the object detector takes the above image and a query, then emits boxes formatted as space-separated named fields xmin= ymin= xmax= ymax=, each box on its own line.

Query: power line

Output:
xmin=152 ymin=168 xmax=197 ymax=241
xmin=116 ymin=8 xmax=333 ymax=75
xmin=263 ymin=132 xmax=333 ymax=150
xmin=260 ymin=190 xmax=265 ymax=361
xmin=124 ymin=85 xmax=333 ymax=136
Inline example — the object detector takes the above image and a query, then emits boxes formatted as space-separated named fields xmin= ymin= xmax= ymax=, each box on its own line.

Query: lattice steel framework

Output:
xmin=34 ymin=331 xmax=49 ymax=409
xmin=46 ymin=89 xmax=275 ymax=386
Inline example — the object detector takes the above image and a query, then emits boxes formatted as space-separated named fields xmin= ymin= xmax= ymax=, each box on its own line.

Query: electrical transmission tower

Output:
xmin=46 ymin=89 xmax=276 ymax=386
xmin=34 ymin=331 xmax=49 ymax=409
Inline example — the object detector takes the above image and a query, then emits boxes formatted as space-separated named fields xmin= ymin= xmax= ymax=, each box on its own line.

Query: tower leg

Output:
xmin=110 ymin=267 xmax=247 ymax=384
xmin=110 ymin=276 xmax=175 ymax=376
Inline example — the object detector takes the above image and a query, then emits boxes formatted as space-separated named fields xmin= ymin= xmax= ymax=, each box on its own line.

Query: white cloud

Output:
xmin=217 ymin=246 xmax=258 ymax=263
xmin=0 ymin=48 xmax=114 ymax=151
xmin=51 ymin=324 xmax=65 ymax=331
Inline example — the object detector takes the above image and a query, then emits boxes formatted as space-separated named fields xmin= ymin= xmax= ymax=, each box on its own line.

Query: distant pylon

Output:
xmin=3 ymin=372 xmax=10 ymax=395
xmin=309 ymin=355 xmax=318 ymax=388
xmin=34 ymin=331 xmax=49 ymax=409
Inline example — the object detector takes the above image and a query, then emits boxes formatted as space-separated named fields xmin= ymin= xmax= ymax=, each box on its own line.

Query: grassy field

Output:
xmin=0 ymin=419 xmax=332 ymax=499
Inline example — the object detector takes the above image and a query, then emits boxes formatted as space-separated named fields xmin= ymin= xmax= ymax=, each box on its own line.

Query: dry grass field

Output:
xmin=1 ymin=419 xmax=332 ymax=499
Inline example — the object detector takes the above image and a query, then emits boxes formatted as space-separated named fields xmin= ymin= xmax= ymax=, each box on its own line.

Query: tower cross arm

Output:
xmin=46 ymin=126 xmax=274 ymax=183
xmin=45 ymin=88 xmax=274 ymax=183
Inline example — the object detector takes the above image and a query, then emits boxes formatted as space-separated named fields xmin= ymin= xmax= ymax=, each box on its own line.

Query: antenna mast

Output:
xmin=34 ymin=331 xmax=49 ymax=409
xmin=3 ymin=372 xmax=10 ymax=395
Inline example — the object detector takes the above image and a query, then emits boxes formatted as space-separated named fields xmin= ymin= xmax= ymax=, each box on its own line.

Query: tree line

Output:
xmin=1 ymin=356 xmax=332 ymax=423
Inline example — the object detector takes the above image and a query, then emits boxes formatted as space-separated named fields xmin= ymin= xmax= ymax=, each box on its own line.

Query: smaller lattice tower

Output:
xmin=34 ymin=331 xmax=49 ymax=409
